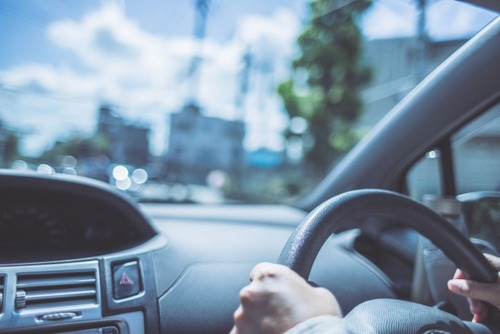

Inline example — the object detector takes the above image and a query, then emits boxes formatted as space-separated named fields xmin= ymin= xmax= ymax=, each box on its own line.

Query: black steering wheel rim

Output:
xmin=277 ymin=189 xmax=496 ymax=282
xmin=277 ymin=189 xmax=498 ymax=333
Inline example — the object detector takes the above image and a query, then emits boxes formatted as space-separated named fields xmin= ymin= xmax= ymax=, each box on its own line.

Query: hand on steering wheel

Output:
xmin=232 ymin=189 xmax=498 ymax=334
xmin=448 ymin=253 xmax=500 ymax=323
xmin=230 ymin=262 xmax=341 ymax=334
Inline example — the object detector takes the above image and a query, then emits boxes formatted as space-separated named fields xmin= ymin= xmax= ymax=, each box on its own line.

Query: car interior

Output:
xmin=0 ymin=1 xmax=499 ymax=334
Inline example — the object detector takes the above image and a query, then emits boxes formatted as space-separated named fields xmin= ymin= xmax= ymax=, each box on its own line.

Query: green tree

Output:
xmin=4 ymin=133 xmax=20 ymax=163
xmin=41 ymin=133 xmax=111 ymax=164
xmin=278 ymin=0 xmax=372 ymax=173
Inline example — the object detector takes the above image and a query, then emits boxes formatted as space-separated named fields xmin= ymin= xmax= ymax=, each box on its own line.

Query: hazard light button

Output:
xmin=112 ymin=261 xmax=141 ymax=299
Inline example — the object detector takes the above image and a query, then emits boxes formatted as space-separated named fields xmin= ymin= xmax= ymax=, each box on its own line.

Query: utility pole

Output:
xmin=187 ymin=0 xmax=211 ymax=105
xmin=414 ymin=0 xmax=428 ymax=83
xmin=235 ymin=47 xmax=252 ymax=120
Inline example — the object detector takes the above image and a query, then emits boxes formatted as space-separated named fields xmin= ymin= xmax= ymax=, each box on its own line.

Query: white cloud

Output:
xmin=237 ymin=7 xmax=300 ymax=56
xmin=6 ymin=0 xmax=493 ymax=159
xmin=0 ymin=2 xmax=300 ymax=156
xmin=362 ymin=0 xmax=416 ymax=39
xmin=427 ymin=0 xmax=498 ymax=40
xmin=361 ymin=0 xmax=497 ymax=41
xmin=0 ymin=90 xmax=97 ymax=155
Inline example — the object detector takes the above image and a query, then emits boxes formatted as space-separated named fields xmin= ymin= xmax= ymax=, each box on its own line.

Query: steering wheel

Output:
xmin=277 ymin=189 xmax=498 ymax=333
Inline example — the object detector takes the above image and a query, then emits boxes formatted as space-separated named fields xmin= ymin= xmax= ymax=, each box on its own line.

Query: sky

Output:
xmin=0 ymin=0 xmax=497 ymax=158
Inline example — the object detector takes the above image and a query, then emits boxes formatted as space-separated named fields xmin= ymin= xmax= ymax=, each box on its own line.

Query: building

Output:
xmin=164 ymin=103 xmax=245 ymax=184
xmin=245 ymin=148 xmax=284 ymax=169
xmin=358 ymin=37 xmax=467 ymax=128
xmin=97 ymin=105 xmax=150 ymax=167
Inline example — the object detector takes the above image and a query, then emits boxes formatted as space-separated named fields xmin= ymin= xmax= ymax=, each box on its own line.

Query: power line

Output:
xmin=0 ymin=83 xmax=93 ymax=104
xmin=0 ymin=2 xmax=52 ymax=30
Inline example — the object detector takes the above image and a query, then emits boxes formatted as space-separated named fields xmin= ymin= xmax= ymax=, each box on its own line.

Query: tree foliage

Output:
xmin=4 ymin=133 xmax=20 ymax=163
xmin=41 ymin=133 xmax=111 ymax=164
xmin=278 ymin=0 xmax=372 ymax=172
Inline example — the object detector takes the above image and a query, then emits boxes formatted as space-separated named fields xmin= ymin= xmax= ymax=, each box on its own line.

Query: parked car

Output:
xmin=0 ymin=0 xmax=499 ymax=333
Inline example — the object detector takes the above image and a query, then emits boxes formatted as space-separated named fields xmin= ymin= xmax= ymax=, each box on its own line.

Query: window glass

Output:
xmin=0 ymin=0 xmax=495 ymax=204
xmin=453 ymin=104 xmax=500 ymax=249
xmin=407 ymin=104 xmax=500 ymax=249
xmin=408 ymin=103 xmax=500 ymax=200
xmin=407 ymin=150 xmax=442 ymax=202
xmin=453 ymin=104 xmax=500 ymax=194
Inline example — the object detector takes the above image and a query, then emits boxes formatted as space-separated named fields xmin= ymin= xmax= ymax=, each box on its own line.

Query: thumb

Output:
xmin=448 ymin=279 xmax=500 ymax=308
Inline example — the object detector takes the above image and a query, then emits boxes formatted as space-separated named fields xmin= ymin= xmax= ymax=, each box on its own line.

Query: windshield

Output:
xmin=0 ymin=0 xmax=496 ymax=204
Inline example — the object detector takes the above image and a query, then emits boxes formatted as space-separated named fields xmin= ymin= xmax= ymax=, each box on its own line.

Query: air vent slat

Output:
xmin=25 ymin=287 xmax=97 ymax=302
xmin=17 ymin=277 xmax=96 ymax=289
xmin=16 ymin=271 xmax=97 ymax=310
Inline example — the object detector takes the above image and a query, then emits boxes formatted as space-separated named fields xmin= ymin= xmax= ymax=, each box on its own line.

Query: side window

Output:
xmin=407 ymin=103 xmax=500 ymax=249
xmin=453 ymin=104 xmax=500 ymax=194
xmin=407 ymin=150 xmax=442 ymax=201
xmin=453 ymin=104 xmax=500 ymax=250
xmin=408 ymin=103 xmax=500 ymax=199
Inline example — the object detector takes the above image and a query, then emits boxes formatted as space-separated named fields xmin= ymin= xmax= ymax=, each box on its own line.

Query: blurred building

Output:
xmin=245 ymin=148 xmax=284 ymax=169
xmin=97 ymin=105 xmax=150 ymax=167
xmin=359 ymin=37 xmax=467 ymax=128
xmin=164 ymin=102 xmax=245 ymax=184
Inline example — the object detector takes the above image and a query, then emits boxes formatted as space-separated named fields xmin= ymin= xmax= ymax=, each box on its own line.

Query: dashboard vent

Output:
xmin=16 ymin=271 xmax=97 ymax=310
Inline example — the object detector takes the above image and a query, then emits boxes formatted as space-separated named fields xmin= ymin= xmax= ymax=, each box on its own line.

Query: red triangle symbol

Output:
xmin=119 ymin=272 xmax=134 ymax=285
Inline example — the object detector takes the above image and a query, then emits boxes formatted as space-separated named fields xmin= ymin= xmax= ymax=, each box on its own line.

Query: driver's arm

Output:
xmin=447 ymin=253 xmax=500 ymax=322
xmin=230 ymin=262 xmax=349 ymax=334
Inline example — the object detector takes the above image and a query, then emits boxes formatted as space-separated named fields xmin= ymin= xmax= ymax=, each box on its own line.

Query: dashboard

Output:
xmin=0 ymin=172 xmax=157 ymax=263
xmin=0 ymin=197 xmax=143 ymax=262
xmin=0 ymin=172 xmax=162 ymax=333
xmin=0 ymin=171 xmax=398 ymax=334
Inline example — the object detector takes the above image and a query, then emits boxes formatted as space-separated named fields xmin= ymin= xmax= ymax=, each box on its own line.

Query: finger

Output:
xmin=453 ymin=268 xmax=467 ymax=279
xmin=249 ymin=262 xmax=275 ymax=282
xmin=448 ymin=279 xmax=500 ymax=307
xmin=469 ymin=298 xmax=483 ymax=315
xmin=239 ymin=282 xmax=272 ymax=307
xmin=233 ymin=305 xmax=255 ymax=334
xmin=483 ymin=253 xmax=500 ymax=271
xmin=233 ymin=304 xmax=244 ymax=323
xmin=239 ymin=286 xmax=257 ymax=306
xmin=232 ymin=305 xmax=248 ymax=334
xmin=467 ymin=298 xmax=489 ymax=322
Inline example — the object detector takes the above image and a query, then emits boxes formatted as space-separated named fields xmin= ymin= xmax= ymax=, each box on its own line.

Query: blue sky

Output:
xmin=0 ymin=0 xmax=497 ymax=157
xmin=0 ymin=0 xmax=305 ymax=68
